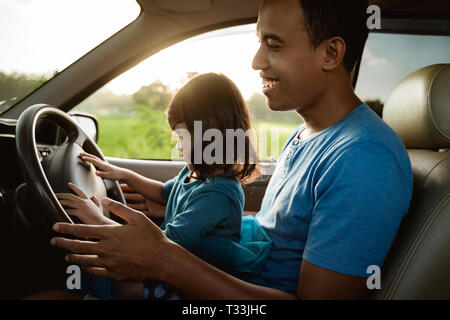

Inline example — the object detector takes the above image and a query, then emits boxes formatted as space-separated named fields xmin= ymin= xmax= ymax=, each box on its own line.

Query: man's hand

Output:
xmin=56 ymin=183 xmax=117 ymax=225
xmin=120 ymin=183 xmax=166 ymax=218
xmin=50 ymin=197 xmax=174 ymax=282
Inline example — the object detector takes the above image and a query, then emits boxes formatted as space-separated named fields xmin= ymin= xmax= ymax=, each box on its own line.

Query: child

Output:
xmin=57 ymin=73 xmax=272 ymax=299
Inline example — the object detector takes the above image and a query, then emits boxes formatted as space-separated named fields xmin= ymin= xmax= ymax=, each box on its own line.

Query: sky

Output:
xmin=1 ymin=0 xmax=449 ymax=102
xmin=0 ymin=0 xmax=140 ymax=75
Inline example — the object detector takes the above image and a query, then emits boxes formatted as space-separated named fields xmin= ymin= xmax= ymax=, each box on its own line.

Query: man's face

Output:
xmin=252 ymin=0 xmax=324 ymax=112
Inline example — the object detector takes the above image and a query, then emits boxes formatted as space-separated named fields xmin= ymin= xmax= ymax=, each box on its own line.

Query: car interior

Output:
xmin=0 ymin=0 xmax=449 ymax=299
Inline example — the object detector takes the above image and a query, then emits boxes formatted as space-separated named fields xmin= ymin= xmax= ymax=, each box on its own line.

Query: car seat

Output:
xmin=371 ymin=64 xmax=450 ymax=299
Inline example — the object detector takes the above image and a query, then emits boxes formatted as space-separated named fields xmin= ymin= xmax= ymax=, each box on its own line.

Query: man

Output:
xmin=51 ymin=0 xmax=412 ymax=299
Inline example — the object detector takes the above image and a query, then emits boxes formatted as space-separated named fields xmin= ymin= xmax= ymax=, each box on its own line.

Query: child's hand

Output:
xmin=79 ymin=152 xmax=130 ymax=181
xmin=56 ymin=183 xmax=118 ymax=225
xmin=121 ymin=183 xmax=166 ymax=218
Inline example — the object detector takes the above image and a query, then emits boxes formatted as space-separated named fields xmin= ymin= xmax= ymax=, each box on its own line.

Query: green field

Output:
xmin=96 ymin=115 xmax=302 ymax=161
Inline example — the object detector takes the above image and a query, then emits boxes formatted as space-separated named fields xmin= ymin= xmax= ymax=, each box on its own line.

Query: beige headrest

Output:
xmin=383 ymin=64 xmax=450 ymax=149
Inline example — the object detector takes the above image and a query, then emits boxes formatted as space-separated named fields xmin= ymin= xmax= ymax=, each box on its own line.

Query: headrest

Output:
xmin=382 ymin=64 xmax=450 ymax=150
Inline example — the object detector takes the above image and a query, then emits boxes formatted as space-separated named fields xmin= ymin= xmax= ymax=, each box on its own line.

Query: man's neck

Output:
xmin=297 ymin=80 xmax=362 ymax=140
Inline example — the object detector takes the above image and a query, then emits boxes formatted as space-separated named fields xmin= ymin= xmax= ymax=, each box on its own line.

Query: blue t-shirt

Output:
xmin=251 ymin=103 xmax=413 ymax=293
xmin=161 ymin=166 xmax=271 ymax=277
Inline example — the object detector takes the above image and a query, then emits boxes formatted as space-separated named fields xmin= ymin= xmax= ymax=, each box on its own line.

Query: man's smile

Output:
xmin=262 ymin=78 xmax=280 ymax=95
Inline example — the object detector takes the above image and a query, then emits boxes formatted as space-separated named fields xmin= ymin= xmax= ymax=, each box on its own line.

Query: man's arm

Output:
xmin=298 ymin=260 xmax=369 ymax=299
xmin=51 ymin=199 xmax=369 ymax=300
xmin=160 ymin=241 xmax=369 ymax=299
xmin=162 ymin=241 xmax=298 ymax=299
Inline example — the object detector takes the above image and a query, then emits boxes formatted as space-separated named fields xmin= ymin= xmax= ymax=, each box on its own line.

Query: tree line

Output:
xmin=0 ymin=70 xmax=384 ymax=122
xmin=0 ymin=71 xmax=57 ymax=114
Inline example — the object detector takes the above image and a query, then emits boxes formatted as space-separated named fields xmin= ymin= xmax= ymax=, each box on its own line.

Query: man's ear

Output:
xmin=321 ymin=37 xmax=346 ymax=72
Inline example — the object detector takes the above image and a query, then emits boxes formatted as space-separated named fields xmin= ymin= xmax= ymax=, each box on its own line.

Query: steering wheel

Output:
xmin=15 ymin=104 xmax=126 ymax=225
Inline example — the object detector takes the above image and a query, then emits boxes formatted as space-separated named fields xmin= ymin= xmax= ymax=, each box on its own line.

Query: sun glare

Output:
xmin=105 ymin=25 xmax=263 ymax=100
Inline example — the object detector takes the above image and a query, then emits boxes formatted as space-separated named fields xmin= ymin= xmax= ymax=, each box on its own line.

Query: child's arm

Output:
xmin=79 ymin=152 xmax=167 ymax=206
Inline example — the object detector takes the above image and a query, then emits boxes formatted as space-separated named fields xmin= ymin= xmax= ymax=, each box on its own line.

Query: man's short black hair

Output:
xmin=299 ymin=0 xmax=369 ymax=73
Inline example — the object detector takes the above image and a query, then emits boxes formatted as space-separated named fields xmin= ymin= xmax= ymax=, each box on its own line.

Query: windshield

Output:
xmin=0 ymin=0 xmax=140 ymax=116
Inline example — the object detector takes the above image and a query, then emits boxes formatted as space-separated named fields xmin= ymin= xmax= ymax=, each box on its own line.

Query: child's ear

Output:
xmin=321 ymin=36 xmax=346 ymax=72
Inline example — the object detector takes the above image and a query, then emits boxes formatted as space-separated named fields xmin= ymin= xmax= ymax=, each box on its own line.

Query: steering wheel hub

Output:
xmin=15 ymin=104 xmax=125 ymax=224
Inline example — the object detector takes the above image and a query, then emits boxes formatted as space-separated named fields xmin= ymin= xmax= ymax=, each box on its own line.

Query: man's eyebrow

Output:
xmin=259 ymin=32 xmax=285 ymax=43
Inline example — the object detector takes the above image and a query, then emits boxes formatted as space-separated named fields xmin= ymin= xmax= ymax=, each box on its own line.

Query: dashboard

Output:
xmin=0 ymin=117 xmax=70 ymax=298
xmin=0 ymin=118 xmax=62 ymax=193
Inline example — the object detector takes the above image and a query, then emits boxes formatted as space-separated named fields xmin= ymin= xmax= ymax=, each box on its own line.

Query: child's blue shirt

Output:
xmin=161 ymin=166 xmax=243 ymax=247
xmin=161 ymin=166 xmax=271 ymax=277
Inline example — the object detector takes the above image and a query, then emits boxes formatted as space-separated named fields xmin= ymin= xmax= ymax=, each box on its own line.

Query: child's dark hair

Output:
xmin=166 ymin=73 xmax=261 ymax=184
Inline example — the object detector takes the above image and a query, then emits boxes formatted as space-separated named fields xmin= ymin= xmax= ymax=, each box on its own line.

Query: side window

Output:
xmin=73 ymin=24 xmax=303 ymax=161
xmin=355 ymin=32 xmax=450 ymax=112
